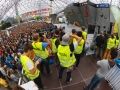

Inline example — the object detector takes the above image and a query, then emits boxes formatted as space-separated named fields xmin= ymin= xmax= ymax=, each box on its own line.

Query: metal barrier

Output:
xmin=18 ymin=69 xmax=30 ymax=85
xmin=105 ymin=65 xmax=120 ymax=90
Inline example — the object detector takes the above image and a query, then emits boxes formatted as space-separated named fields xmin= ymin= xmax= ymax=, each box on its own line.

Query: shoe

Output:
xmin=67 ymin=78 xmax=72 ymax=83
xmin=83 ymin=85 xmax=87 ymax=90
xmin=48 ymin=71 xmax=52 ymax=76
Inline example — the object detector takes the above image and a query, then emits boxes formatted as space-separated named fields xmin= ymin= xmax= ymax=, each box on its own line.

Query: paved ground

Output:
xmin=0 ymin=55 xmax=113 ymax=90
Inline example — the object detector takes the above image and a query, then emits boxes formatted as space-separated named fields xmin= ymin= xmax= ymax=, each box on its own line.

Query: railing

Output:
xmin=105 ymin=65 xmax=120 ymax=90
xmin=18 ymin=69 xmax=29 ymax=85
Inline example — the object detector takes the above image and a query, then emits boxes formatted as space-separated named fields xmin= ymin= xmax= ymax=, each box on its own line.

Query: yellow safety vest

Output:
xmin=114 ymin=36 xmax=116 ymax=40
xmin=32 ymin=42 xmax=48 ymax=59
xmin=20 ymin=55 xmax=40 ymax=80
xmin=51 ymin=38 xmax=58 ymax=53
xmin=57 ymin=45 xmax=76 ymax=67
xmin=114 ymin=39 xmax=119 ymax=48
xmin=73 ymin=38 xmax=84 ymax=54
xmin=107 ymin=38 xmax=115 ymax=49
xmin=82 ymin=31 xmax=87 ymax=40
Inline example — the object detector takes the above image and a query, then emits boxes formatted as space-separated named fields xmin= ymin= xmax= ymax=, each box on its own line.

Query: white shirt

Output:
xmin=0 ymin=67 xmax=7 ymax=76
xmin=26 ymin=60 xmax=34 ymax=70
xmin=73 ymin=41 xmax=78 ymax=50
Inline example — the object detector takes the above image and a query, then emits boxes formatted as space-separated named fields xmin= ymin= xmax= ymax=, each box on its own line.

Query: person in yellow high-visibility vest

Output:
xmin=81 ymin=26 xmax=87 ymax=55
xmin=73 ymin=31 xmax=84 ymax=67
xmin=20 ymin=42 xmax=47 ymax=89
xmin=103 ymin=34 xmax=115 ymax=59
xmin=57 ymin=33 xmax=82 ymax=83
xmin=32 ymin=33 xmax=52 ymax=75
xmin=69 ymin=29 xmax=77 ymax=44
xmin=81 ymin=26 xmax=87 ymax=42
xmin=114 ymin=34 xmax=119 ymax=49
xmin=51 ymin=29 xmax=60 ymax=66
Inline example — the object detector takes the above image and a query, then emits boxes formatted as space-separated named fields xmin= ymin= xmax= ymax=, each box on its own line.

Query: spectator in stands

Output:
xmin=0 ymin=71 xmax=12 ymax=90
xmin=0 ymin=64 xmax=7 ymax=79
xmin=8 ymin=70 xmax=19 ymax=84
xmin=83 ymin=48 xmax=118 ymax=90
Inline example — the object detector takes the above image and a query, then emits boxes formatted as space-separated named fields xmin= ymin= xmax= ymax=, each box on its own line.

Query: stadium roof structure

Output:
xmin=0 ymin=0 xmax=120 ymax=20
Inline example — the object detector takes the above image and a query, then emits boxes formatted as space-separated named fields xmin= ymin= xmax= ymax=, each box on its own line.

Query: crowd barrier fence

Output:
xmin=105 ymin=65 xmax=120 ymax=90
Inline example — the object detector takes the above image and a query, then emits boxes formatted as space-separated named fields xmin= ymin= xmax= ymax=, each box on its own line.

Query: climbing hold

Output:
xmin=100 ymin=14 xmax=103 ymax=17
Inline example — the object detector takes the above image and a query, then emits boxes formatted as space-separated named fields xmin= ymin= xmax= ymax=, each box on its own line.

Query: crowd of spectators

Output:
xmin=0 ymin=22 xmax=60 ymax=86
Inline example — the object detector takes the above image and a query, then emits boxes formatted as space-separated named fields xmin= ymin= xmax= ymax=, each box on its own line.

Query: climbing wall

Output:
xmin=96 ymin=7 xmax=110 ymax=31
xmin=64 ymin=4 xmax=83 ymax=26
xmin=79 ymin=4 xmax=87 ymax=27
xmin=88 ymin=5 xmax=96 ymax=25
xmin=64 ymin=5 xmax=74 ymax=24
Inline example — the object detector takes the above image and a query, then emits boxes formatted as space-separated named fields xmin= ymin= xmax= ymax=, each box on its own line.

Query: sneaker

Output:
xmin=48 ymin=71 xmax=52 ymax=76
xmin=83 ymin=85 xmax=87 ymax=90
xmin=67 ymin=78 xmax=72 ymax=83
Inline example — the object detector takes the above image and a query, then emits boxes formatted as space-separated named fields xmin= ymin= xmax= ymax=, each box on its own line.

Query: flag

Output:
xmin=113 ymin=23 xmax=118 ymax=33
xmin=111 ymin=5 xmax=120 ymax=41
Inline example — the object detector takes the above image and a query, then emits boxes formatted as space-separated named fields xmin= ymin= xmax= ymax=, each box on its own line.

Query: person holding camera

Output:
xmin=32 ymin=33 xmax=52 ymax=75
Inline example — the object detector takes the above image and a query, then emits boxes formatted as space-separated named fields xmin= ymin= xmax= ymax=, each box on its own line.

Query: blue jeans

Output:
xmin=59 ymin=66 xmax=71 ymax=82
xmin=85 ymin=74 xmax=103 ymax=90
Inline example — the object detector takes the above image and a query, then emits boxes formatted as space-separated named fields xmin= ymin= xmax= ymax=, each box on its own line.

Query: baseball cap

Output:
xmin=62 ymin=33 xmax=70 ymax=45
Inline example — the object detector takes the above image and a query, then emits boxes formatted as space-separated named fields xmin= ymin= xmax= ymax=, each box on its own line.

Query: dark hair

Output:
xmin=55 ymin=29 xmax=59 ymax=35
xmin=72 ymin=29 xmax=76 ymax=34
xmin=81 ymin=26 xmax=85 ymax=31
xmin=77 ymin=31 xmax=82 ymax=37
xmin=111 ymin=34 xmax=114 ymax=39
xmin=110 ymin=48 xmax=118 ymax=59
xmin=23 ymin=42 xmax=33 ymax=52
xmin=32 ymin=33 xmax=39 ymax=41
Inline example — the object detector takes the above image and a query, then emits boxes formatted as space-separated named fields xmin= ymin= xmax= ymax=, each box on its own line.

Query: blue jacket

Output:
xmin=114 ymin=58 xmax=120 ymax=69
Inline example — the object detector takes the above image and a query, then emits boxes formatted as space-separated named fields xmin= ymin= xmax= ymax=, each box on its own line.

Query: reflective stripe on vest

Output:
xmin=20 ymin=55 xmax=40 ymax=80
xmin=73 ymin=38 xmax=84 ymax=54
xmin=107 ymin=38 xmax=115 ymax=49
xmin=57 ymin=45 xmax=76 ymax=67
xmin=32 ymin=42 xmax=48 ymax=59
xmin=114 ymin=40 xmax=119 ymax=48
xmin=52 ymin=38 xmax=58 ymax=53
